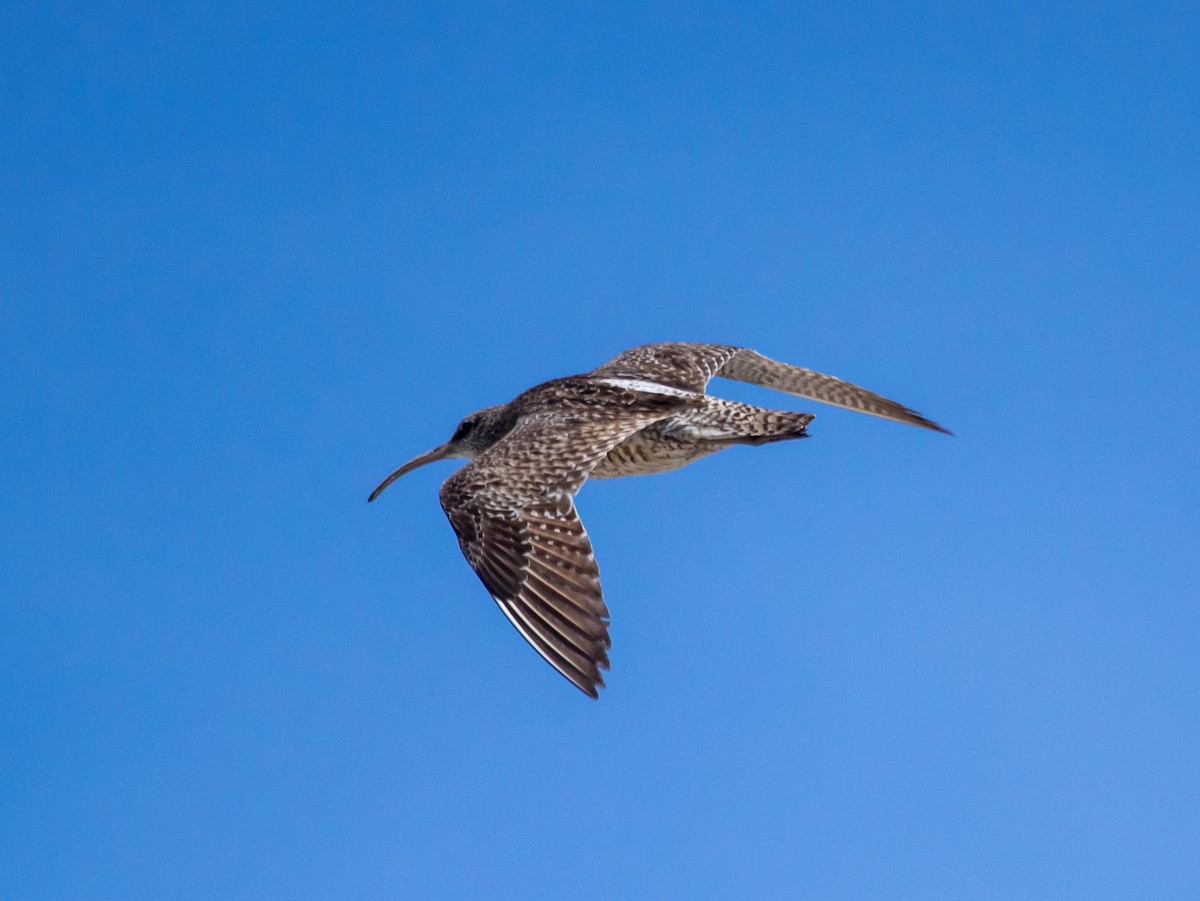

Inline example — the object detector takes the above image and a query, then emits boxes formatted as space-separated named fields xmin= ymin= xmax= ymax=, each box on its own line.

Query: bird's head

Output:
xmin=367 ymin=404 xmax=513 ymax=502
xmin=444 ymin=405 xmax=514 ymax=455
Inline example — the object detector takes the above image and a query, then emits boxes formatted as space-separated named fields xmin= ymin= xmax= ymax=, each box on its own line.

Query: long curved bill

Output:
xmin=368 ymin=442 xmax=455 ymax=502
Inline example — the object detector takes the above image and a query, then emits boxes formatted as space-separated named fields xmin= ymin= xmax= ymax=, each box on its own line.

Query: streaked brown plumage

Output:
xmin=369 ymin=342 xmax=950 ymax=697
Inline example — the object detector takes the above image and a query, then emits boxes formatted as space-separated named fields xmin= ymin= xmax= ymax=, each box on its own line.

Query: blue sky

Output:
xmin=3 ymin=1 xmax=1198 ymax=898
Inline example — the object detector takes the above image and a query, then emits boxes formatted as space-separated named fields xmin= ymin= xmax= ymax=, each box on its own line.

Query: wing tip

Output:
xmin=917 ymin=418 xmax=954 ymax=436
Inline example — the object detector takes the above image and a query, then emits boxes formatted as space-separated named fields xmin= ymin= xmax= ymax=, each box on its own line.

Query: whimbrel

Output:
xmin=369 ymin=342 xmax=949 ymax=697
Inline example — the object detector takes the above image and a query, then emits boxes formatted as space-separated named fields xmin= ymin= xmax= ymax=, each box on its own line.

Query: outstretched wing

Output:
xmin=590 ymin=342 xmax=951 ymax=434
xmin=439 ymin=399 xmax=692 ymax=697
xmin=588 ymin=343 xmax=741 ymax=393
xmin=443 ymin=491 xmax=610 ymax=696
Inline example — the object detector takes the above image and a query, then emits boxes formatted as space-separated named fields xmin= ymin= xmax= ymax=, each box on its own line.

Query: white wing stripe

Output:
xmin=597 ymin=377 xmax=699 ymax=398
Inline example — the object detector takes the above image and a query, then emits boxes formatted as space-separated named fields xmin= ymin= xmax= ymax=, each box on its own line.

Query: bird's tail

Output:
xmin=663 ymin=399 xmax=813 ymax=446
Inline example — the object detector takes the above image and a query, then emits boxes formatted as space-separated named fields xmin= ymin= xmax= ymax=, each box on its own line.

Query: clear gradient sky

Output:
xmin=3 ymin=2 xmax=1199 ymax=898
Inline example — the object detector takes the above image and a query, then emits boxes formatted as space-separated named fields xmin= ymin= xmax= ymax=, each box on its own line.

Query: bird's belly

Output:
xmin=590 ymin=427 xmax=719 ymax=479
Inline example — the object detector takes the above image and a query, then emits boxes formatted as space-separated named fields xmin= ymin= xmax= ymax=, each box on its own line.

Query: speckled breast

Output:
xmin=589 ymin=423 xmax=720 ymax=479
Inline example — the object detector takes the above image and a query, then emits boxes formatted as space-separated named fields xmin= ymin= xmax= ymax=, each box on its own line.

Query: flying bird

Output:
xmin=369 ymin=342 xmax=950 ymax=697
